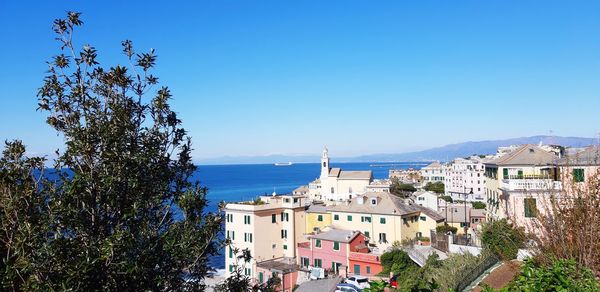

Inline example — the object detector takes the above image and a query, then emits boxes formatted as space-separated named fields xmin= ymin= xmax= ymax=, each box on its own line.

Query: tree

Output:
xmin=424 ymin=182 xmax=444 ymax=194
xmin=390 ymin=177 xmax=416 ymax=197
xmin=471 ymin=201 xmax=486 ymax=209
xmin=1 ymin=12 xmax=222 ymax=290
xmin=481 ymin=219 xmax=526 ymax=261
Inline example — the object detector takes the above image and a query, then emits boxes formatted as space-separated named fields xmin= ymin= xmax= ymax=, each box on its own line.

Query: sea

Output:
xmin=195 ymin=162 xmax=428 ymax=268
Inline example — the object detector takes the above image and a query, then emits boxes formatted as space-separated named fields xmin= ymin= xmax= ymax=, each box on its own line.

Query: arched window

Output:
xmin=323 ymin=162 xmax=326 ymax=167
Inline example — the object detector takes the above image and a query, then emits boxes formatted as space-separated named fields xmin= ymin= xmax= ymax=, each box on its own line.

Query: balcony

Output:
xmin=501 ymin=179 xmax=561 ymax=191
xmin=348 ymin=251 xmax=381 ymax=264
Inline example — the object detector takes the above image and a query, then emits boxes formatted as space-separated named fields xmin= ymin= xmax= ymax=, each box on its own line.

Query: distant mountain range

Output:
xmin=196 ymin=135 xmax=597 ymax=165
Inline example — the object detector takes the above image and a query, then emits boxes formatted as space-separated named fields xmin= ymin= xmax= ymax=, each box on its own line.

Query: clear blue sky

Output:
xmin=1 ymin=1 xmax=599 ymax=160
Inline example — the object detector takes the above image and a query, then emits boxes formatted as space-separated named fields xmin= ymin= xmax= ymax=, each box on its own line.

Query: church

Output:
xmin=308 ymin=147 xmax=373 ymax=203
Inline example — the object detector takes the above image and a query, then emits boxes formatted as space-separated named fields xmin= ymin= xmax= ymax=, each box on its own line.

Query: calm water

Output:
xmin=196 ymin=162 xmax=426 ymax=268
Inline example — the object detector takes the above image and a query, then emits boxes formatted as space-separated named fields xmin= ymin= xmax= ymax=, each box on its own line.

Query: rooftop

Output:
xmin=486 ymin=144 xmax=557 ymax=166
xmin=308 ymin=228 xmax=361 ymax=243
xmin=556 ymin=145 xmax=600 ymax=166
xmin=256 ymin=258 xmax=298 ymax=274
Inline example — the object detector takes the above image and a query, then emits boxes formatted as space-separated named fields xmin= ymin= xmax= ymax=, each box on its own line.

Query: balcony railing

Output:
xmin=501 ymin=179 xmax=561 ymax=191
xmin=297 ymin=242 xmax=311 ymax=249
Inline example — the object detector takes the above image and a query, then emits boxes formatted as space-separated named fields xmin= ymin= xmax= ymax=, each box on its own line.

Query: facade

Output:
xmin=411 ymin=190 xmax=439 ymax=211
xmin=224 ymin=194 xmax=307 ymax=279
xmin=420 ymin=162 xmax=445 ymax=185
xmin=483 ymin=145 xmax=559 ymax=231
xmin=305 ymin=204 xmax=332 ymax=234
xmin=437 ymin=203 xmax=486 ymax=234
xmin=389 ymin=168 xmax=422 ymax=184
xmin=366 ymin=179 xmax=391 ymax=193
xmin=255 ymin=258 xmax=299 ymax=292
xmin=444 ymin=157 xmax=487 ymax=202
xmin=296 ymin=229 xmax=382 ymax=277
xmin=327 ymin=192 xmax=445 ymax=251
xmin=316 ymin=148 xmax=373 ymax=202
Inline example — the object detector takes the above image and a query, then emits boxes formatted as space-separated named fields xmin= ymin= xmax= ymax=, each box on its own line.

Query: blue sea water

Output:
xmin=195 ymin=162 xmax=427 ymax=268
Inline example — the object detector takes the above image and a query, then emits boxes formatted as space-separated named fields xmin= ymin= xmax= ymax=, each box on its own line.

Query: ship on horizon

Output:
xmin=274 ymin=162 xmax=293 ymax=166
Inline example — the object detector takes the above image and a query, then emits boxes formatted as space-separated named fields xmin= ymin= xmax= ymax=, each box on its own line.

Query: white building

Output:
xmin=444 ymin=157 xmax=487 ymax=202
xmin=314 ymin=147 xmax=373 ymax=202
xmin=420 ymin=162 xmax=445 ymax=186
xmin=411 ymin=190 xmax=440 ymax=211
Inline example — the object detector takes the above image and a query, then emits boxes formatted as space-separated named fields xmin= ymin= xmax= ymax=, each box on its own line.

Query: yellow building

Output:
xmin=224 ymin=194 xmax=307 ymax=279
xmin=305 ymin=204 xmax=332 ymax=234
xmin=327 ymin=192 xmax=445 ymax=251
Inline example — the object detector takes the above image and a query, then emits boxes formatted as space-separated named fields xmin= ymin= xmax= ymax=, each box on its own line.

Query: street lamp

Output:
xmin=464 ymin=187 xmax=473 ymax=236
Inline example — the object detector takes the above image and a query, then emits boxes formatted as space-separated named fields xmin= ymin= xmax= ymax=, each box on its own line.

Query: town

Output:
xmin=223 ymin=144 xmax=600 ymax=291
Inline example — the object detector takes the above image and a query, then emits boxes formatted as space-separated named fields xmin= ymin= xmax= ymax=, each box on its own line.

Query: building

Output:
xmin=296 ymin=228 xmax=383 ymax=277
xmin=420 ymin=162 xmax=445 ymax=186
xmin=365 ymin=179 xmax=391 ymax=193
xmin=305 ymin=204 xmax=332 ymax=234
xmin=314 ymin=147 xmax=373 ymax=202
xmin=255 ymin=258 xmax=299 ymax=292
xmin=483 ymin=145 xmax=559 ymax=231
xmin=444 ymin=157 xmax=486 ymax=202
xmin=389 ymin=168 xmax=422 ymax=184
xmin=411 ymin=190 xmax=439 ymax=211
xmin=327 ymin=192 xmax=445 ymax=251
xmin=556 ymin=146 xmax=600 ymax=186
xmin=224 ymin=194 xmax=307 ymax=279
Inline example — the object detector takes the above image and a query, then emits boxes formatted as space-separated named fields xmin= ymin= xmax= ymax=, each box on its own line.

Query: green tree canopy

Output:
xmin=481 ymin=219 xmax=526 ymax=261
xmin=1 ymin=12 xmax=222 ymax=290
xmin=424 ymin=182 xmax=445 ymax=194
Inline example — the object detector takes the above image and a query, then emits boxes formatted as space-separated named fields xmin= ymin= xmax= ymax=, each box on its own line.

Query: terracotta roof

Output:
xmin=423 ymin=161 xmax=443 ymax=169
xmin=486 ymin=144 xmax=556 ymax=166
xmin=306 ymin=204 xmax=328 ymax=213
xmin=329 ymin=192 xmax=420 ymax=216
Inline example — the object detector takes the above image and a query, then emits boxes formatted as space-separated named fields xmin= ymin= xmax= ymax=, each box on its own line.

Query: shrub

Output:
xmin=436 ymin=224 xmax=458 ymax=234
xmin=505 ymin=259 xmax=599 ymax=291
xmin=481 ymin=219 xmax=526 ymax=260
xmin=471 ymin=201 xmax=486 ymax=209
xmin=424 ymin=182 xmax=445 ymax=194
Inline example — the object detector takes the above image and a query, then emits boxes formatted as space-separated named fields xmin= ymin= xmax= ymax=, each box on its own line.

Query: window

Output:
xmin=244 ymin=268 xmax=251 ymax=276
xmin=226 ymin=214 xmax=233 ymax=223
xmin=280 ymin=212 xmax=289 ymax=222
xmin=524 ymin=198 xmax=537 ymax=218
xmin=229 ymin=265 xmax=234 ymax=273
xmin=228 ymin=246 xmax=233 ymax=258
xmin=331 ymin=187 xmax=335 ymax=194
xmin=244 ymin=215 xmax=251 ymax=225
xmin=314 ymin=259 xmax=322 ymax=268
xmin=418 ymin=197 xmax=425 ymax=201
xmin=284 ymin=198 xmax=290 ymax=203
xmin=371 ymin=199 xmax=377 ymax=205
xmin=334 ymin=214 xmax=339 ymax=221
xmin=420 ymin=216 xmax=426 ymax=221
xmin=227 ymin=230 xmax=235 ymax=240
xmin=379 ymin=233 xmax=387 ymax=243
xmin=460 ymin=222 xmax=467 ymax=227
xmin=283 ymin=244 xmax=288 ymax=250
xmin=333 ymin=241 xmax=340 ymax=251
xmin=294 ymin=198 xmax=299 ymax=203
xmin=361 ymin=216 xmax=371 ymax=223
xmin=323 ymin=162 xmax=326 ymax=167
xmin=403 ymin=218 xmax=408 ymax=224
xmin=573 ymin=169 xmax=585 ymax=182
xmin=301 ymin=257 xmax=310 ymax=267
xmin=349 ymin=187 xmax=353 ymax=193
xmin=347 ymin=215 xmax=353 ymax=221
xmin=244 ymin=233 xmax=253 ymax=243
xmin=366 ymin=266 xmax=371 ymax=274
xmin=317 ymin=215 xmax=323 ymax=222
xmin=281 ymin=229 xmax=288 ymax=239
xmin=272 ymin=214 xmax=276 ymax=223
xmin=332 ymin=262 xmax=341 ymax=273
xmin=315 ymin=239 xmax=322 ymax=248
xmin=259 ymin=272 xmax=264 ymax=283
xmin=380 ymin=217 xmax=386 ymax=224
xmin=503 ymin=168 xmax=508 ymax=179
xmin=364 ymin=231 xmax=370 ymax=238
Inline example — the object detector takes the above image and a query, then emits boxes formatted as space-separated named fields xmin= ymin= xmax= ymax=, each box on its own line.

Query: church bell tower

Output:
xmin=320 ymin=146 xmax=330 ymax=179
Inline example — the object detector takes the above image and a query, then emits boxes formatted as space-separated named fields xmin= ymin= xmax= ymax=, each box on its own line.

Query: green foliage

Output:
xmin=1 ymin=12 xmax=222 ymax=290
xmin=380 ymin=249 xmax=417 ymax=275
xmin=363 ymin=280 xmax=389 ymax=292
xmin=504 ymin=259 xmax=599 ymax=291
xmin=436 ymin=224 xmax=458 ymax=234
xmin=481 ymin=219 xmax=526 ymax=261
xmin=440 ymin=195 xmax=453 ymax=203
xmin=424 ymin=182 xmax=445 ymax=194
xmin=390 ymin=177 xmax=417 ymax=197
xmin=471 ymin=201 xmax=486 ymax=209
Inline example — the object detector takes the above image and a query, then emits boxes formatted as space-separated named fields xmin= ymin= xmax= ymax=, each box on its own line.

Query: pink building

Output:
xmin=255 ymin=258 xmax=298 ymax=292
xmin=296 ymin=228 xmax=382 ymax=276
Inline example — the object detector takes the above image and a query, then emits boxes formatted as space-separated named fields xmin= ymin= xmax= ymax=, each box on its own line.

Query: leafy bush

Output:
xmin=424 ymin=182 xmax=445 ymax=194
xmin=481 ymin=219 xmax=526 ymax=260
xmin=440 ymin=195 xmax=453 ymax=203
xmin=505 ymin=259 xmax=599 ymax=291
xmin=471 ymin=201 xmax=486 ymax=209
xmin=380 ymin=249 xmax=416 ymax=275
xmin=436 ymin=224 xmax=458 ymax=234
